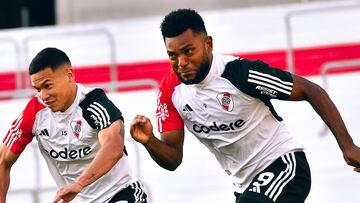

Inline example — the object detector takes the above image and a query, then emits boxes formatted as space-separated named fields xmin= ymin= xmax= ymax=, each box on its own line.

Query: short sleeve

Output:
xmin=156 ymin=71 xmax=184 ymax=133
xmin=79 ymin=88 xmax=123 ymax=130
xmin=222 ymin=59 xmax=293 ymax=101
xmin=2 ymin=97 xmax=45 ymax=154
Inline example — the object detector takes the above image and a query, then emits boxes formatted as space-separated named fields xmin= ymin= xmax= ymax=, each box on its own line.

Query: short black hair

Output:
xmin=29 ymin=47 xmax=71 ymax=75
xmin=160 ymin=8 xmax=207 ymax=38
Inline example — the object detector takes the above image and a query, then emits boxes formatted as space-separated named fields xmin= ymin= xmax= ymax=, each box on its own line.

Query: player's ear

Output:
xmin=65 ymin=66 xmax=75 ymax=82
xmin=205 ymin=36 xmax=213 ymax=53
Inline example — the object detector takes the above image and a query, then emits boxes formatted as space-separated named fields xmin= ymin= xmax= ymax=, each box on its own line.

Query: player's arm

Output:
xmin=77 ymin=119 xmax=125 ymax=185
xmin=226 ymin=59 xmax=360 ymax=171
xmin=53 ymin=88 xmax=125 ymax=202
xmin=0 ymin=145 xmax=20 ymax=203
xmin=289 ymin=74 xmax=360 ymax=171
xmin=77 ymin=119 xmax=124 ymax=184
xmin=0 ymin=98 xmax=39 ymax=202
xmin=53 ymin=119 xmax=125 ymax=203
xmin=130 ymin=115 xmax=184 ymax=171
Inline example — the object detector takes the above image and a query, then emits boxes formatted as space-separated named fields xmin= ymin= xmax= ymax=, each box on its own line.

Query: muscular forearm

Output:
xmin=0 ymin=164 xmax=10 ymax=203
xmin=53 ymin=121 xmax=125 ymax=203
xmin=130 ymin=115 xmax=184 ymax=171
xmin=76 ymin=144 xmax=123 ymax=187
xmin=0 ymin=146 xmax=18 ymax=203
xmin=144 ymin=134 xmax=182 ymax=171
xmin=306 ymin=84 xmax=354 ymax=150
xmin=290 ymin=75 xmax=360 ymax=170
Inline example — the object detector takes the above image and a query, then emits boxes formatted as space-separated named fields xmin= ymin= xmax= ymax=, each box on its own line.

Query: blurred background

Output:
xmin=0 ymin=0 xmax=360 ymax=202
xmin=0 ymin=0 xmax=344 ymax=28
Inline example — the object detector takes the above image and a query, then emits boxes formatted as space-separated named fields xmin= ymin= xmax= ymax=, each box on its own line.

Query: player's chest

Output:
xmin=173 ymin=79 xmax=259 ymax=123
xmin=34 ymin=110 xmax=97 ymax=147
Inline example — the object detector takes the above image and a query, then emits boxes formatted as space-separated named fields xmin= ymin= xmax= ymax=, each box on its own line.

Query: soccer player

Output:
xmin=0 ymin=48 xmax=147 ymax=203
xmin=130 ymin=9 xmax=360 ymax=203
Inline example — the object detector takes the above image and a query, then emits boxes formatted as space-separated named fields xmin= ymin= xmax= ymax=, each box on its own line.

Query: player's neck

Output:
xmin=60 ymin=83 xmax=78 ymax=112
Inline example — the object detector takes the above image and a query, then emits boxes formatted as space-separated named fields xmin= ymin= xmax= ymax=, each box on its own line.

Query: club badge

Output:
xmin=71 ymin=120 xmax=82 ymax=138
xmin=216 ymin=92 xmax=234 ymax=111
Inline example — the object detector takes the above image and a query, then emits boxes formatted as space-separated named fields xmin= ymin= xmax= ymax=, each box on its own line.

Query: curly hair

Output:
xmin=160 ymin=8 xmax=207 ymax=38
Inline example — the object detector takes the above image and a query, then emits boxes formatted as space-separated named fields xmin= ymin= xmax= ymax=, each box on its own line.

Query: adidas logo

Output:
xmin=182 ymin=104 xmax=193 ymax=112
xmin=39 ymin=129 xmax=50 ymax=137
xmin=249 ymin=186 xmax=259 ymax=193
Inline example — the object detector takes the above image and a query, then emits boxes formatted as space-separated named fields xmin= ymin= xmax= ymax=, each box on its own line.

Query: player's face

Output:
xmin=165 ymin=29 xmax=213 ymax=84
xmin=31 ymin=64 xmax=77 ymax=112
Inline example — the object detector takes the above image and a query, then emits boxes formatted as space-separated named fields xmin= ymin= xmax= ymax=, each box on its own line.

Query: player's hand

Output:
xmin=130 ymin=114 xmax=154 ymax=144
xmin=52 ymin=182 xmax=83 ymax=203
xmin=343 ymin=144 xmax=360 ymax=172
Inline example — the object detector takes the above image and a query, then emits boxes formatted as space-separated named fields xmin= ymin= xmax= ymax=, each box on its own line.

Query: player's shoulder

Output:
xmin=18 ymin=96 xmax=45 ymax=135
xmin=159 ymin=70 xmax=181 ymax=93
xmin=79 ymin=88 xmax=123 ymax=130
xmin=23 ymin=96 xmax=46 ymax=117
xmin=79 ymin=88 xmax=108 ymax=107
xmin=225 ymin=57 xmax=267 ymax=70
xmin=222 ymin=57 xmax=270 ymax=79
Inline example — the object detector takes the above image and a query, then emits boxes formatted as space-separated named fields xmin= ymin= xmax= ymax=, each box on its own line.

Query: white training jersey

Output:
xmin=156 ymin=54 xmax=303 ymax=192
xmin=3 ymin=84 xmax=135 ymax=202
